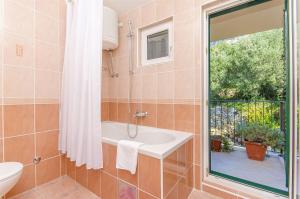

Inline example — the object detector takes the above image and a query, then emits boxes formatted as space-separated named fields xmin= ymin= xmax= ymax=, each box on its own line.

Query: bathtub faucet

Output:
xmin=134 ymin=111 xmax=149 ymax=118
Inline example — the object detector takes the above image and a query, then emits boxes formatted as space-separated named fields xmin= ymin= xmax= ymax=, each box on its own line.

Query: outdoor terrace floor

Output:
xmin=211 ymin=148 xmax=287 ymax=191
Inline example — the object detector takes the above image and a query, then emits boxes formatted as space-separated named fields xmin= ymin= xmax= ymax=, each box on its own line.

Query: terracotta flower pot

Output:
xmin=211 ymin=139 xmax=222 ymax=152
xmin=245 ymin=141 xmax=267 ymax=161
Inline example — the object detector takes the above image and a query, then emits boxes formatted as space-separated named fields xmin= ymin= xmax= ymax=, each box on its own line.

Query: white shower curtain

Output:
xmin=59 ymin=0 xmax=103 ymax=169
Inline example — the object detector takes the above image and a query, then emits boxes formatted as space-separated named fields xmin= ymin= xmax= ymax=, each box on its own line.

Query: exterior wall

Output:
xmin=0 ymin=0 xmax=66 ymax=197
xmin=65 ymin=141 xmax=193 ymax=199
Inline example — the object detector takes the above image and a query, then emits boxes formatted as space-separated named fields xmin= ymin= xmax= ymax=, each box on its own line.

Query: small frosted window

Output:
xmin=140 ymin=20 xmax=173 ymax=66
xmin=147 ymin=30 xmax=169 ymax=60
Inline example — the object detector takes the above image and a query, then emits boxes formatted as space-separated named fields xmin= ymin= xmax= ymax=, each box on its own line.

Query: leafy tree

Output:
xmin=210 ymin=28 xmax=285 ymax=101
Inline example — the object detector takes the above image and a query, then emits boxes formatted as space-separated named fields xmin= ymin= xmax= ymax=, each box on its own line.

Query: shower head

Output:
xmin=127 ymin=20 xmax=134 ymax=38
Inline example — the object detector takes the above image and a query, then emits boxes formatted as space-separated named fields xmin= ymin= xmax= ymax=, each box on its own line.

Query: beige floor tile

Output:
xmin=188 ymin=190 xmax=221 ymax=199
xmin=9 ymin=176 xmax=99 ymax=199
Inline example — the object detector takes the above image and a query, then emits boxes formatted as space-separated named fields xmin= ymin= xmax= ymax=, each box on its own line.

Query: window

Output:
xmin=207 ymin=0 xmax=288 ymax=196
xmin=140 ymin=20 xmax=173 ymax=66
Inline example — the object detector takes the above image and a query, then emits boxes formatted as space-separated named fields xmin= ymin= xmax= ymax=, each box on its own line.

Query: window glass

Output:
xmin=208 ymin=0 xmax=287 ymax=196
xmin=147 ymin=30 xmax=169 ymax=60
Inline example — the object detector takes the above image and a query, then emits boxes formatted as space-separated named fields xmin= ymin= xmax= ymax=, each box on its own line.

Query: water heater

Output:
xmin=103 ymin=6 xmax=118 ymax=50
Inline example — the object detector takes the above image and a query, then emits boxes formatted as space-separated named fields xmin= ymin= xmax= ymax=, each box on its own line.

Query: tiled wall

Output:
xmin=101 ymin=0 xmax=260 ymax=198
xmin=65 ymin=140 xmax=193 ymax=199
xmin=0 ymin=0 xmax=66 ymax=197
xmin=101 ymin=0 xmax=203 ymax=194
xmin=163 ymin=139 xmax=193 ymax=199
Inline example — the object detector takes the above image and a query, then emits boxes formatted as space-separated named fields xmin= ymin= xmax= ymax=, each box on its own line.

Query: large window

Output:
xmin=208 ymin=0 xmax=288 ymax=196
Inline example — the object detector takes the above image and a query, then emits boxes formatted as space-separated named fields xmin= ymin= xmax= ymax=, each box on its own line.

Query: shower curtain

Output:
xmin=59 ymin=0 xmax=103 ymax=169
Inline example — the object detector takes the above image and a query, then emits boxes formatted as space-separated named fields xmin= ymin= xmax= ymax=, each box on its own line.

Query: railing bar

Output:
xmin=263 ymin=101 xmax=265 ymax=125
xmin=240 ymin=102 xmax=243 ymax=143
xmin=271 ymin=102 xmax=273 ymax=124
xmin=248 ymin=102 xmax=250 ymax=124
xmin=254 ymin=101 xmax=256 ymax=122
xmin=227 ymin=102 xmax=229 ymax=137
xmin=215 ymin=103 xmax=217 ymax=134
xmin=241 ymin=103 xmax=243 ymax=126
xmin=221 ymin=103 xmax=223 ymax=137
xmin=233 ymin=102 xmax=235 ymax=143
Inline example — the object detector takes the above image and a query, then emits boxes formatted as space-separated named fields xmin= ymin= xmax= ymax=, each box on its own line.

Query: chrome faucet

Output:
xmin=134 ymin=111 xmax=149 ymax=118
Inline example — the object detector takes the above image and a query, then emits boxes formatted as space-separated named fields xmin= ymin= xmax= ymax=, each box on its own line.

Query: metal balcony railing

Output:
xmin=209 ymin=100 xmax=286 ymax=154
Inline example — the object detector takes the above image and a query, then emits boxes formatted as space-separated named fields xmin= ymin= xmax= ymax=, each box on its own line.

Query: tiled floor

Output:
xmin=9 ymin=176 xmax=99 ymax=199
xmin=211 ymin=148 xmax=287 ymax=191
xmin=188 ymin=190 xmax=221 ymax=199
xmin=9 ymin=175 xmax=220 ymax=199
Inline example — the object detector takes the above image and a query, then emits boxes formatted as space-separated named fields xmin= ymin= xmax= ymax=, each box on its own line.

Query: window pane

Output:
xmin=209 ymin=0 xmax=288 ymax=195
xmin=147 ymin=30 xmax=169 ymax=60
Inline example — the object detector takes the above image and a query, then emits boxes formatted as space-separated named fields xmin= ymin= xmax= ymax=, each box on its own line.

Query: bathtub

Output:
xmin=101 ymin=121 xmax=193 ymax=159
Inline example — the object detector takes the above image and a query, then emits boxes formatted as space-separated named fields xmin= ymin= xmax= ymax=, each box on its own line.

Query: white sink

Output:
xmin=0 ymin=162 xmax=23 ymax=197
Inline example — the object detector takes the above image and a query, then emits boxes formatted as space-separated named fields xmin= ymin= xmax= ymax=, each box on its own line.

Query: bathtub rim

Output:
xmin=101 ymin=121 xmax=193 ymax=159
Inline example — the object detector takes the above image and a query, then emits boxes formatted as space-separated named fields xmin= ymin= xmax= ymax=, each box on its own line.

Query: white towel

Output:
xmin=116 ymin=140 xmax=143 ymax=174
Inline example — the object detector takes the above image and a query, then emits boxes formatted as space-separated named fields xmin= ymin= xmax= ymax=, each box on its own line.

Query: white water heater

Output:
xmin=103 ymin=6 xmax=118 ymax=50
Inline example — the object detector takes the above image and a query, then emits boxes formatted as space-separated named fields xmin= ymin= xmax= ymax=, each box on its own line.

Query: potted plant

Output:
xmin=237 ymin=123 xmax=283 ymax=161
xmin=211 ymin=135 xmax=222 ymax=152
xmin=221 ymin=136 xmax=234 ymax=152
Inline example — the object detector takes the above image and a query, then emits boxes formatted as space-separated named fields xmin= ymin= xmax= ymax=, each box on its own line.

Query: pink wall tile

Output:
xmin=174 ymin=0 xmax=195 ymax=13
xmin=101 ymin=172 xmax=118 ymax=199
xmin=35 ymin=13 xmax=59 ymax=44
xmin=4 ymin=134 xmax=34 ymax=164
xmin=157 ymin=72 xmax=174 ymax=103
xmin=36 ymin=130 xmax=59 ymax=159
xmin=142 ymin=74 xmax=157 ymax=102
xmin=3 ymin=66 xmax=34 ymax=100
xmin=4 ymin=104 xmax=34 ymax=137
xmin=118 ymin=77 xmax=129 ymax=100
xmin=35 ymin=104 xmax=59 ymax=132
xmin=174 ymin=69 xmax=195 ymax=102
xmin=141 ymin=2 xmax=156 ymax=26
xmin=87 ymin=169 xmax=101 ymax=197
xmin=59 ymin=0 xmax=67 ymax=21
xmin=0 ymin=0 xmax=65 ymax=196
xmin=35 ymin=41 xmax=60 ymax=71
xmin=131 ymin=74 xmax=143 ymax=101
xmin=156 ymin=0 xmax=174 ymax=20
xmin=35 ymin=0 xmax=59 ymax=19
xmin=8 ymin=0 xmax=34 ymax=9
xmin=36 ymin=156 xmax=60 ymax=186
xmin=4 ymin=0 xmax=34 ymax=38
xmin=35 ymin=70 xmax=60 ymax=100
xmin=3 ymin=33 xmax=34 ymax=67
xmin=139 ymin=154 xmax=161 ymax=198
xmin=174 ymin=10 xmax=195 ymax=69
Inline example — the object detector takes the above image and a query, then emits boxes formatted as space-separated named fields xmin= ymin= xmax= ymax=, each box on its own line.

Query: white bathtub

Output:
xmin=101 ymin=121 xmax=193 ymax=159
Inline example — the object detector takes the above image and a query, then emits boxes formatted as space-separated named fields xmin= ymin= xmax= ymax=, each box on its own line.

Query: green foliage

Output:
xmin=236 ymin=123 xmax=284 ymax=150
xmin=210 ymin=29 xmax=285 ymax=101
xmin=221 ymin=136 xmax=234 ymax=152
xmin=235 ymin=101 xmax=281 ymax=129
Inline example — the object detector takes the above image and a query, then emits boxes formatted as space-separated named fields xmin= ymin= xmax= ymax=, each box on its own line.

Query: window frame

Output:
xmin=140 ymin=21 xmax=173 ymax=66
xmin=200 ymin=0 xmax=292 ymax=198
